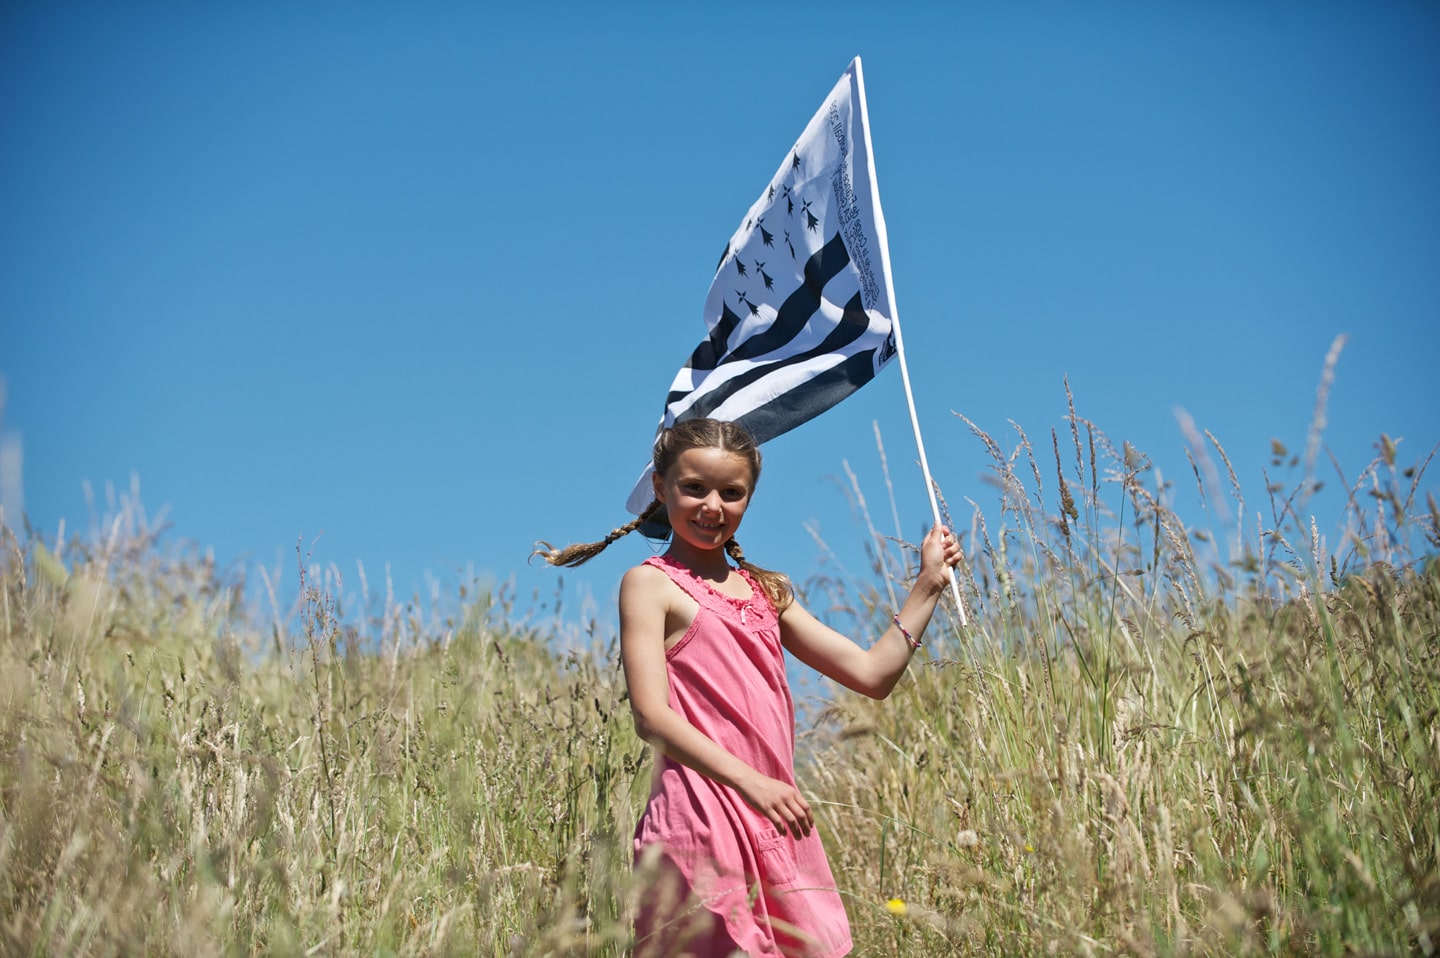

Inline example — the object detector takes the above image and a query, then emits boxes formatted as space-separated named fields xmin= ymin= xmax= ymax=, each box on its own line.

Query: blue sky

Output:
xmin=3 ymin=2 xmax=1437 ymax=643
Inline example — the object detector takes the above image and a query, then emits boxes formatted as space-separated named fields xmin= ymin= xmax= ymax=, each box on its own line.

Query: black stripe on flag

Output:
xmin=730 ymin=346 xmax=881 ymax=444
xmin=680 ymin=289 xmax=875 ymax=432
xmin=681 ymin=301 xmax=743 ymax=374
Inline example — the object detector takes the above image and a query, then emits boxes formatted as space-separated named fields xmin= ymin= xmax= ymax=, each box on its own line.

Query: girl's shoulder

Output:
xmin=621 ymin=559 xmax=669 ymax=587
xmin=620 ymin=559 xmax=707 ymax=635
xmin=619 ymin=561 xmax=679 ymax=622
xmin=620 ymin=558 xmax=686 ymax=601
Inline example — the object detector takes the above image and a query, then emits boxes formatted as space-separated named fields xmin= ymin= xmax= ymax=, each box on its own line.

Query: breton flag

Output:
xmin=627 ymin=56 xmax=900 ymax=518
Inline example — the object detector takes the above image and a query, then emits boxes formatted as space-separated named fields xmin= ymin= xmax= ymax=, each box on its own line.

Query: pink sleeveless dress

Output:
xmin=632 ymin=554 xmax=852 ymax=958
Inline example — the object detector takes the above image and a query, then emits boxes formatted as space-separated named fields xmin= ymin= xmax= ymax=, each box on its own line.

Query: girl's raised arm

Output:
xmin=780 ymin=522 xmax=960 ymax=698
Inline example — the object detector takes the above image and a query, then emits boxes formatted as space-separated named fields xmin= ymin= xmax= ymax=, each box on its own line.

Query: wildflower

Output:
xmin=956 ymin=829 xmax=979 ymax=848
xmin=886 ymin=898 xmax=908 ymax=917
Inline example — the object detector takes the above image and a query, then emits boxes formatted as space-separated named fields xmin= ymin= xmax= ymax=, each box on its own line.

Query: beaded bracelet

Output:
xmin=893 ymin=613 xmax=920 ymax=650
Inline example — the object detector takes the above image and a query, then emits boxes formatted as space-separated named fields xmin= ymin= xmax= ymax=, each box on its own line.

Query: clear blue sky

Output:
xmin=3 ymin=2 xmax=1437 ymax=642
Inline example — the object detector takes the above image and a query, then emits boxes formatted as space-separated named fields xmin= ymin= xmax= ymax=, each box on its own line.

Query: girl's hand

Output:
xmin=919 ymin=522 xmax=962 ymax=593
xmin=740 ymin=772 xmax=814 ymax=838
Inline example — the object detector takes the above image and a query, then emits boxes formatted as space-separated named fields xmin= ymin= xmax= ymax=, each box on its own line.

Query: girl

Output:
xmin=535 ymin=418 xmax=960 ymax=957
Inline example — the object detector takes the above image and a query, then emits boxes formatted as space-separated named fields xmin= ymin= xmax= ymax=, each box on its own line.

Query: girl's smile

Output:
xmin=653 ymin=446 xmax=754 ymax=555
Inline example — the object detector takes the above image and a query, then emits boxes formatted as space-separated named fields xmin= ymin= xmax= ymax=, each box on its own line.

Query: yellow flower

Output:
xmin=885 ymin=898 xmax=908 ymax=916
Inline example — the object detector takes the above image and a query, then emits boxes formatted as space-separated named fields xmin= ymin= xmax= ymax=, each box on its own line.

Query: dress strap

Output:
xmin=643 ymin=554 xmax=777 ymax=628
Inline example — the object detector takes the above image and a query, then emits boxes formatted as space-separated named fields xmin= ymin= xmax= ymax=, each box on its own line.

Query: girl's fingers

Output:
xmin=787 ymin=798 xmax=813 ymax=837
xmin=921 ymin=524 xmax=956 ymax=570
xmin=933 ymin=524 xmax=962 ymax=567
xmin=761 ymin=785 xmax=813 ymax=838
xmin=790 ymin=803 xmax=810 ymax=837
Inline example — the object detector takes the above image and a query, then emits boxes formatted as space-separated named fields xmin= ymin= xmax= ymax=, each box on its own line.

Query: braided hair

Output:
xmin=532 ymin=418 xmax=794 ymax=610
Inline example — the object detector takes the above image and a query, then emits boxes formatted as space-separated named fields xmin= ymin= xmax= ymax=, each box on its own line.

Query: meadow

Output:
xmin=2 ymin=383 xmax=1436 ymax=956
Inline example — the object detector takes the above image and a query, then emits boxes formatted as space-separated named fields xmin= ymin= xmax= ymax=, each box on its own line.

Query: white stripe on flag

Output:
xmin=628 ymin=56 xmax=899 ymax=516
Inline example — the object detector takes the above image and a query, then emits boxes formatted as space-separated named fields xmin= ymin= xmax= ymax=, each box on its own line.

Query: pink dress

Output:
xmin=632 ymin=554 xmax=852 ymax=958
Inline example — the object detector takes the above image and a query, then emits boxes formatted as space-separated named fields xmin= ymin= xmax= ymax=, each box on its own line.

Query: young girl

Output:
xmin=535 ymin=418 xmax=960 ymax=957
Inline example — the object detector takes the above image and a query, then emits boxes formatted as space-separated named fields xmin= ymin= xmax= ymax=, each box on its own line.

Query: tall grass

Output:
xmin=805 ymin=371 xmax=1438 ymax=956
xmin=2 ymin=376 xmax=1436 ymax=955
xmin=0 ymin=506 xmax=646 ymax=955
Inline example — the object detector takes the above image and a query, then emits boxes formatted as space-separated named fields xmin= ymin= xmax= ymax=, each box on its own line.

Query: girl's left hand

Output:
xmin=919 ymin=522 xmax=962 ymax=592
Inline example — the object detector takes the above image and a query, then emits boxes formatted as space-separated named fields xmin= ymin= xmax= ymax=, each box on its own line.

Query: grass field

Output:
xmin=2 ymin=390 xmax=1436 ymax=955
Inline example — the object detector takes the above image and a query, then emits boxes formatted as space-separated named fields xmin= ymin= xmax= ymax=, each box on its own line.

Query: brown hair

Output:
xmin=532 ymin=418 xmax=794 ymax=610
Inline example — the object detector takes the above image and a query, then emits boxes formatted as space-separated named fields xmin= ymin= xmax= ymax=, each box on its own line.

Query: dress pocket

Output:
xmin=755 ymin=832 xmax=800 ymax=887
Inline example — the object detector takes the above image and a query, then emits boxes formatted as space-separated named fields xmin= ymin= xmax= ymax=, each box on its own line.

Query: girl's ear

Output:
xmin=651 ymin=468 xmax=665 ymax=503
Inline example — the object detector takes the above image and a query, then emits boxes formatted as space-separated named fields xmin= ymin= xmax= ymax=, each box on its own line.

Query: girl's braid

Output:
xmin=533 ymin=500 xmax=663 ymax=568
xmin=726 ymin=538 xmax=794 ymax=612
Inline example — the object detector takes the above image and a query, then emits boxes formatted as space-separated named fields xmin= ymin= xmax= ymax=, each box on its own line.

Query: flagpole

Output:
xmin=853 ymin=58 xmax=969 ymax=628
xmin=880 ymin=305 xmax=969 ymax=627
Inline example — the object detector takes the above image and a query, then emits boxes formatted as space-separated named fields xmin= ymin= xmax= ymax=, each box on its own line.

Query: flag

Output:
xmin=627 ymin=56 xmax=900 ymax=518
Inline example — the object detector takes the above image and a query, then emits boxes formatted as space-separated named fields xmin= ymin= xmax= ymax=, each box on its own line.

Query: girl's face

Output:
xmin=653 ymin=446 xmax=755 ymax=553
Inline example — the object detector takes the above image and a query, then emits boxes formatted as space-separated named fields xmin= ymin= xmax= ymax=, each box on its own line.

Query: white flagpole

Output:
xmin=853 ymin=58 xmax=969 ymax=628
xmin=887 ymin=303 xmax=969 ymax=628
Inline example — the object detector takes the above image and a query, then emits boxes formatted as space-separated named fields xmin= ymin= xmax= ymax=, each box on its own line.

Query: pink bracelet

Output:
xmin=893 ymin=613 xmax=920 ymax=650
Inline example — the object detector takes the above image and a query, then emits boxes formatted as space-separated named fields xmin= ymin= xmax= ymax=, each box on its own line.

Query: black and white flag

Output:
xmin=627 ymin=56 xmax=901 ymax=516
